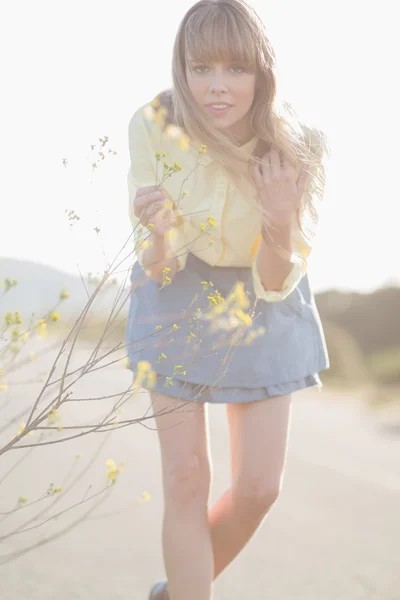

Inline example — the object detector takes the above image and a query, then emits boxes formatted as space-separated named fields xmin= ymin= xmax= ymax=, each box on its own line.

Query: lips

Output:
xmin=206 ymin=103 xmax=233 ymax=108
xmin=206 ymin=103 xmax=233 ymax=116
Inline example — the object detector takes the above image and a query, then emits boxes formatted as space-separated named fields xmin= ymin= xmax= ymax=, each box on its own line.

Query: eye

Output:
xmin=230 ymin=66 xmax=245 ymax=74
xmin=193 ymin=66 xmax=209 ymax=74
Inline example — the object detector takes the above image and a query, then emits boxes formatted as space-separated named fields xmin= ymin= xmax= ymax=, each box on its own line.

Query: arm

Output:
xmin=252 ymin=127 xmax=327 ymax=302
xmin=141 ymin=231 xmax=179 ymax=285
xmin=127 ymin=105 xmax=189 ymax=281
xmin=256 ymin=223 xmax=294 ymax=292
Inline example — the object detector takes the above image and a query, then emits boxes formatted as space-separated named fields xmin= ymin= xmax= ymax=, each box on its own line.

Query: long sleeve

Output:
xmin=251 ymin=127 xmax=327 ymax=302
xmin=251 ymin=222 xmax=311 ymax=302
xmin=127 ymin=106 xmax=189 ymax=272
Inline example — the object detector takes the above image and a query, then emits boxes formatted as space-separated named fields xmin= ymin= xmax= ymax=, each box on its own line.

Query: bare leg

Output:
xmin=151 ymin=392 xmax=214 ymax=600
xmin=209 ymin=394 xmax=292 ymax=578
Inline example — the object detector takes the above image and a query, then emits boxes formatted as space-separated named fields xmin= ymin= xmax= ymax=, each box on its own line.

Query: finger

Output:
xmin=141 ymin=190 xmax=165 ymax=205
xmin=136 ymin=185 xmax=161 ymax=197
xmin=261 ymin=153 xmax=271 ymax=184
xmin=142 ymin=200 xmax=165 ymax=225
xmin=269 ymin=147 xmax=281 ymax=180
xmin=135 ymin=191 xmax=165 ymax=215
xmin=252 ymin=161 xmax=264 ymax=189
xmin=282 ymin=153 xmax=295 ymax=179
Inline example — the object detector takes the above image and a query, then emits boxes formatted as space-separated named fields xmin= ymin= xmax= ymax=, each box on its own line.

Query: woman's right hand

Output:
xmin=133 ymin=185 xmax=177 ymax=237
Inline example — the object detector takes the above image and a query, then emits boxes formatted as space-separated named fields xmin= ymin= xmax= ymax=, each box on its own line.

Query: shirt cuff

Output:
xmin=251 ymin=247 xmax=306 ymax=302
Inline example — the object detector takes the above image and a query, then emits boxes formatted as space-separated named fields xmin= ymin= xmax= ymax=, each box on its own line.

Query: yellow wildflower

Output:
xmin=244 ymin=330 xmax=257 ymax=345
xmin=163 ymin=199 xmax=173 ymax=210
xmin=105 ymin=459 xmax=124 ymax=484
xmin=207 ymin=216 xmax=216 ymax=228
xmin=173 ymin=162 xmax=183 ymax=171
xmin=199 ymin=144 xmax=208 ymax=154
xmin=47 ymin=408 xmax=61 ymax=424
xmin=137 ymin=360 xmax=152 ymax=373
xmin=179 ymin=134 xmax=190 ymax=151
xmin=208 ymin=289 xmax=224 ymax=306
xmin=17 ymin=423 xmax=26 ymax=436
xmin=60 ymin=288 xmax=70 ymax=300
xmin=0 ymin=380 xmax=8 ymax=392
xmin=165 ymin=228 xmax=177 ymax=242
xmin=146 ymin=371 xmax=157 ymax=389
xmin=49 ymin=312 xmax=60 ymax=322
xmin=231 ymin=281 xmax=250 ymax=309
xmin=235 ymin=309 xmax=252 ymax=327
xmin=37 ymin=320 xmax=47 ymax=338
xmin=139 ymin=491 xmax=151 ymax=503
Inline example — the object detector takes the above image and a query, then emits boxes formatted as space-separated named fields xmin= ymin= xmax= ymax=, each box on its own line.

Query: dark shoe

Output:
xmin=148 ymin=579 xmax=168 ymax=600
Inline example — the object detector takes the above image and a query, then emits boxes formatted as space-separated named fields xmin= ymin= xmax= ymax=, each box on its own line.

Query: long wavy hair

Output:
xmin=157 ymin=0 xmax=329 ymax=251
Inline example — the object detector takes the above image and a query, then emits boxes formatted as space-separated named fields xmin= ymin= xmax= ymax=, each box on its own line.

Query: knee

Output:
xmin=233 ymin=477 xmax=282 ymax=520
xmin=163 ymin=453 xmax=211 ymax=510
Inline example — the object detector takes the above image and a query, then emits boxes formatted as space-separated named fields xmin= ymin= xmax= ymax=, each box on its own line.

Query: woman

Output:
xmin=126 ymin=1 xmax=330 ymax=598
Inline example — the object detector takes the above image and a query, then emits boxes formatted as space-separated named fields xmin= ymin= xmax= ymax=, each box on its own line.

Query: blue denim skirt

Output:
xmin=125 ymin=252 xmax=330 ymax=403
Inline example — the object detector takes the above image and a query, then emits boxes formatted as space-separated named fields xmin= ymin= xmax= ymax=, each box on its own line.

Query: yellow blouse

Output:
xmin=127 ymin=98 xmax=324 ymax=302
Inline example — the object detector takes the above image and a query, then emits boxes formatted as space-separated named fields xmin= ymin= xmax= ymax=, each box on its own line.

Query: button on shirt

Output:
xmin=127 ymin=100 xmax=324 ymax=302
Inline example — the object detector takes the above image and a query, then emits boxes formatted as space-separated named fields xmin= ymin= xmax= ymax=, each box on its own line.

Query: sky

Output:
xmin=1 ymin=0 xmax=399 ymax=294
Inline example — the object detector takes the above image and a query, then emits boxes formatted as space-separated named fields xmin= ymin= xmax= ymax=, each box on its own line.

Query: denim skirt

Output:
xmin=125 ymin=252 xmax=330 ymax=404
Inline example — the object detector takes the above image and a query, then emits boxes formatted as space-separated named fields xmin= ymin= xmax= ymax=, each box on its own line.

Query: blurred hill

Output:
xmin=315 ymin=287 xmax=400 ymax=356
xmin=0 ymin=257 xmax=128 ymax=321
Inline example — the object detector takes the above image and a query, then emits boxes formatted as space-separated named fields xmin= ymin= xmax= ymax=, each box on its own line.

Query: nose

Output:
xmin=210 ymin=72 xmax=228 ymax=95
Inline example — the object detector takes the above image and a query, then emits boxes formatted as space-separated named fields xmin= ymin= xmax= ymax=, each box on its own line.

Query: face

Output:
xmin=186 ymin=57 xmax=257 ymax=143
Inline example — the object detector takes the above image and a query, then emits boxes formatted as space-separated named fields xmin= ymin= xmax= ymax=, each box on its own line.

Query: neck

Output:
xmin=225 ymin=115 xmax=254 ymax=146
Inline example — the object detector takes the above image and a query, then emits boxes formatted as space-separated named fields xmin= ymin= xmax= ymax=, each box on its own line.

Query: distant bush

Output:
xmin=365 ymin=346 xmax=400 ymax=385
xmin=319 ymin=321 xmax=370 ymax=388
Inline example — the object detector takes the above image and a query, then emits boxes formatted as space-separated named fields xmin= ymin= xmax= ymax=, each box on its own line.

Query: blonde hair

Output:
xmin=158 ymin=0 xmax=329 ymax=250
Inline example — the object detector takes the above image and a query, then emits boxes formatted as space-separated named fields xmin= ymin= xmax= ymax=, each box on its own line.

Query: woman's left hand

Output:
xmin=252 ymin=147 xmax=309 ymax=229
